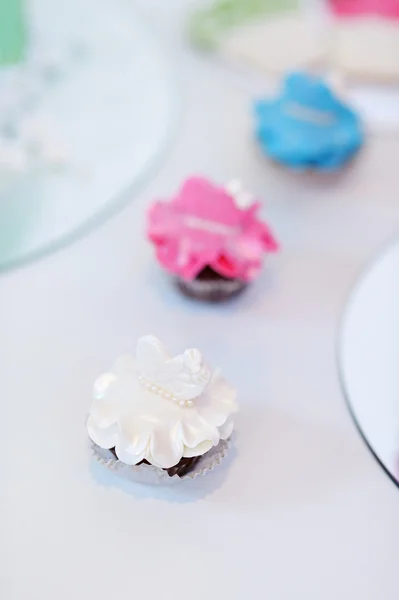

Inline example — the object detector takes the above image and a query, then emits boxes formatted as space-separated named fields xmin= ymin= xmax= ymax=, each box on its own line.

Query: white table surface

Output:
xmin=2 ymin=1 xmax=399 ymax=598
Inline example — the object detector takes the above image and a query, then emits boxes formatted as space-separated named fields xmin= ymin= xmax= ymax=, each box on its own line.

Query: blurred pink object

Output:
xmin=147 ymin=176 xmax=279 ymax=282
xmin=329 ymin=0 xmax=399 ymax=19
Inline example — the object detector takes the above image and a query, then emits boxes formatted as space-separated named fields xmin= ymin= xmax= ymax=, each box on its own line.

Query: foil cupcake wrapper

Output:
xmin=175 ymin=276 xmax=246 ymax=302
xmin=91 ymin=438 xmax=231 ymax=486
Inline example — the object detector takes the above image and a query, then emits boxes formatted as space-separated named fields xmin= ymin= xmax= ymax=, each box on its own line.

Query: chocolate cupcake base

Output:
xmin=176 ymin=266 xmax=247 ymax=302
xmin=109 ymin=447 xmax=202 ymax=478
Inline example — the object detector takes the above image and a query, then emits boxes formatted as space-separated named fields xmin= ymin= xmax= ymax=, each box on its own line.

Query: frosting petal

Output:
xmin=179 ymin=414 xmax=220 ymax=449
xmin=183 ymin=440 xmax=214 ymax=458
xmin=86 ymin=416 xmax=119 ymax=449
xmin=218 ymin=416 xmax=235 ymax=440
xmin=196 ymin=371 xmax=238 ymax=428
xmin=149 ymin=422 xmax=185 ymax=469
xmin=117 ymin=417 xmax=153 ymax=461
xmin=114 ymin=437 xmax=148 ymax=466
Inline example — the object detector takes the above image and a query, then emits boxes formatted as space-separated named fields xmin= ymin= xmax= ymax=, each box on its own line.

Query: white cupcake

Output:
xmin=87 ymin=335 xmax=238 ymax=484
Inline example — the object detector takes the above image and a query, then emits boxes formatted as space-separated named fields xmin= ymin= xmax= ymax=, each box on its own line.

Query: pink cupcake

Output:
xmin=328 ymin=0 xmax=399 ymax=19
xmin=147 ymin=176 xmax=279 ymax=302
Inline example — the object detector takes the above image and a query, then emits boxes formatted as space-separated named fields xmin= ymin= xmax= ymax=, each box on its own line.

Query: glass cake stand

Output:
xmin=338 ymin=236 xmax=399 ymax=490
xmin=0 ymin=0 xmax=177 ymax=272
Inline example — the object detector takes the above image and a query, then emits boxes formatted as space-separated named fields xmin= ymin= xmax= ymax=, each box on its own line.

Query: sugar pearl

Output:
xmin=137 ymin=374 xmax=197 ymax=408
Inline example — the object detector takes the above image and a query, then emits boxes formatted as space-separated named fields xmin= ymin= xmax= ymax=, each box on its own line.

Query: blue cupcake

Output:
xmin=254 ymin=72 xmax=364 ymax=172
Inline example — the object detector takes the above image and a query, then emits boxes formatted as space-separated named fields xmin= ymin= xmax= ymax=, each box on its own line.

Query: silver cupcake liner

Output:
xmin=91 ymin=438 xmax=231 ymax=486
xmin=176 ymin=276 xmax=246 ymax=301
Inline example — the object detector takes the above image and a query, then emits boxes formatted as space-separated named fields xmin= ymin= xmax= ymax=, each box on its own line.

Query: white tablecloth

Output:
xmin=2 ymin=1 xmax=399 ymax=598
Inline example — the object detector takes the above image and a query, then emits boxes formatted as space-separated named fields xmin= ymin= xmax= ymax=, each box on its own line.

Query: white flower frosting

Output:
xmin=87 ymin=335 xmax=238 ymax=469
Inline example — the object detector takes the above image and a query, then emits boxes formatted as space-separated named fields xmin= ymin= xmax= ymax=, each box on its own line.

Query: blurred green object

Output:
xmin=0 ymin=0 xmax=27 ymax=64
xmin=189 ymin=0 xmax=300 ymax=50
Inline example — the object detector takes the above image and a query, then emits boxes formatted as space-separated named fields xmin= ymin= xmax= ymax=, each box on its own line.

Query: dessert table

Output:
xmin=2 ymin=1 xmax=399 ymax=598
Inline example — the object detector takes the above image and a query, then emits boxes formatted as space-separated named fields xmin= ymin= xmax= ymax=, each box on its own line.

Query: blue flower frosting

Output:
xmin=254 ymin=72 xmax=364 ymax=171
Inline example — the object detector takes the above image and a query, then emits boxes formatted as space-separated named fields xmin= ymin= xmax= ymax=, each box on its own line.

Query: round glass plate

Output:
xmin=0 ymin=0 xmax=176 ymax=272
xmin=338 ymin=237 xmax=399 ymax=488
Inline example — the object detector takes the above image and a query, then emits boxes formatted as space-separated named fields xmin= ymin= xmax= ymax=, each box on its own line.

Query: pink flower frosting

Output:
xmin=147 ymin=177 xmax=279 ymax=282
xmin=328 ymin=0 xmax=399 ymax=19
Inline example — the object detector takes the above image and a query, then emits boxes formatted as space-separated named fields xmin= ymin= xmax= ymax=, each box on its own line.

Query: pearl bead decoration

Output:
xmin=137 ymin=374 xmax=195 ymax=408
